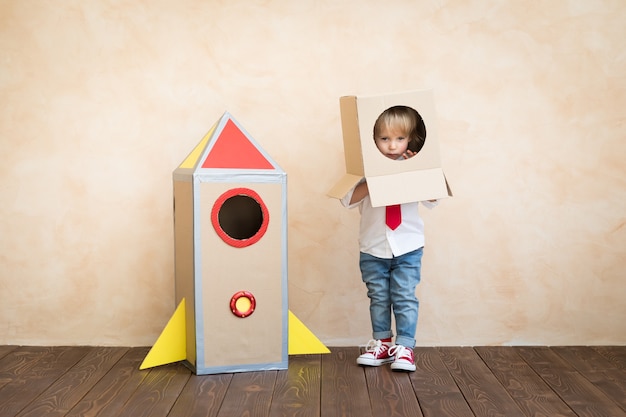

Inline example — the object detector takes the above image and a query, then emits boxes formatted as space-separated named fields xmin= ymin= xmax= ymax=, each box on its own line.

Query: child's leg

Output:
xmin=389 ymin=248 xmax=423 ymax=348
xmin=359 ymin=252 xmax=393 ymax=341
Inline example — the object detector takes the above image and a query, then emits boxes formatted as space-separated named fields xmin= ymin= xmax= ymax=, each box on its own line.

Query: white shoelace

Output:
xmin=388 ymin=344 xmax=411 ymax=358
xmin=360 ymin=339 xmax=386 ymax=354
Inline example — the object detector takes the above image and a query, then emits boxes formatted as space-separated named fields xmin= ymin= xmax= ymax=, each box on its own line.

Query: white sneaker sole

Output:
xmin=357 ymin=357 xmax=394 ymax=366
xmin=390 ymin=361 xmax=416 ymax=372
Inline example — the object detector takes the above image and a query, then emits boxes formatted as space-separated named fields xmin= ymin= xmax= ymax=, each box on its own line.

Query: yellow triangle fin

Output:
xmin=179 ymin=123 xmax=217 ymax=169
xmin=140 ymin=298 xmax=187 ymax=370
xmin=288 ymin=310 xmax=330 ymax=355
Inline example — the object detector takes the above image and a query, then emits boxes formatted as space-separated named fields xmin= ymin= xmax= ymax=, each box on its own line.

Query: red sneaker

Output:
xmin=356 ymin=340 xmax=394 ymax=366
xmin=389 ymin=345 xmax=416 ymax=372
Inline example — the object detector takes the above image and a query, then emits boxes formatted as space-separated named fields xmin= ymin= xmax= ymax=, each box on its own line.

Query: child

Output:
xmin=340 ymin=105 xmax=437 ymax=372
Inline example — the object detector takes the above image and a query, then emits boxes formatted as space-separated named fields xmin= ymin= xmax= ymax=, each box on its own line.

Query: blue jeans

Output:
xmin=359 ymin=248 xmax=423 ymax=348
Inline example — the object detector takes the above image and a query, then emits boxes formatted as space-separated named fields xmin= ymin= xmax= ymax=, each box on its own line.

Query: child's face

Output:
xmin=374 ymin=126 xmax=410 ymax=160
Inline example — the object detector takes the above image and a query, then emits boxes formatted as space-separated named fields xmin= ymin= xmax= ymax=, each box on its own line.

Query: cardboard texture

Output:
xmin=142 ymin=112 xmax=329 ymax=373
xmin=328 ymin=89 xmax=452 ymax=207
xmin=172 ymin=112 xmax=288 ymax=375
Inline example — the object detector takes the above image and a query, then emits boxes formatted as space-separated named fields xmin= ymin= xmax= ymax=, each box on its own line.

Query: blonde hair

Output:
xmin=373 ymin=106 xmax=426 ymax=154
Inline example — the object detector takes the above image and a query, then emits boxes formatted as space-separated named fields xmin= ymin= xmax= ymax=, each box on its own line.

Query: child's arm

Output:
xmin=349 ymin=180 xmax=369 ymax=204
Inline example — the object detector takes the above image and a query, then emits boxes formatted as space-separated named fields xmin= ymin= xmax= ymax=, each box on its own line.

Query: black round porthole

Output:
xmin=211 ymin=188 xmax=269 ymax=248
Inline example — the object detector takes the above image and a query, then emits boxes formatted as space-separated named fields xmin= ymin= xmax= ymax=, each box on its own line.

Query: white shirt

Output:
xmin=341 ymin=179 xmax=437 ymax=258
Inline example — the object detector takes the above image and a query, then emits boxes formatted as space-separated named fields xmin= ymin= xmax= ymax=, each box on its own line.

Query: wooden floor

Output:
xmin=0 ymin=345 xmax=624 ymax=417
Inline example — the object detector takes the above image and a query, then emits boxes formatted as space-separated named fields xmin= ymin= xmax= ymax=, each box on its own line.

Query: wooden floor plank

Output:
xmin=517 ymin=346 xmax=626 ymax=417
xmin=437 ymin=347 xmax=526 ymax=417
xmin=115 ymin=362 xmax=191 ymax=417
xmin=364 ymin=362 xmax=423 ymax=417
xmin=552 ymin=346 xmax=626 ymax=411
xmin=0 ymin=346 xmax=18 ymax=361
xmin=476 ymin=346 xmax=577 ymax=417
xmin=320 ymin=347 xmax=373 ymax=417
xmin=0 ymin=346 xmax=623 ymax=417
xmin=168 ymin=373 xmax=232 ymax=417
xmin=0 ymin=346 xmax=90 ymax=416
xmin=268 ymin=354 xmax=321 ymax=417
xmin=15 ymin=347 xmax=128 ymax=417
xmin=553 ymin=345 xmax=624 ymax=373
xmin=591 ymin=346 xmax=626 ymax=370
xmin=215 ymin=370 xmax=277 ymax=417
xmin=0 ymin=346 xmax=56 ymax=392
xmin=584 ymin=370 xmax=626 ymax=412
xmin=65 ymin=347 xmax=151 ymax=417
xmin=410 ymin=347 xmax=480 ymax=417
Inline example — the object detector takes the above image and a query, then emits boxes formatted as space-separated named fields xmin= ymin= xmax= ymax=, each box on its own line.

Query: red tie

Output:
xmin=385 ymin=205 xmax=401 ymax=230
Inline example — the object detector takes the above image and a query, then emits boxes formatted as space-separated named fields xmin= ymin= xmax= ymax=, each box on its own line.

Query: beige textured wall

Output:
xmin=1 ymin=0 xmax=624 ymax=347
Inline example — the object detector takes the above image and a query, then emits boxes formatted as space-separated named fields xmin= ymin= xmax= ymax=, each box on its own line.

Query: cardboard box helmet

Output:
xmin=328 ymin=89 xmax=452 ymax=207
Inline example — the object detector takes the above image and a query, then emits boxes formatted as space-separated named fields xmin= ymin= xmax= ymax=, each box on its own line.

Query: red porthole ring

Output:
xmin=230 ymin=291 xmax=256 ymax=318
xmin=211 ymin=188 xmax=269 ymax=248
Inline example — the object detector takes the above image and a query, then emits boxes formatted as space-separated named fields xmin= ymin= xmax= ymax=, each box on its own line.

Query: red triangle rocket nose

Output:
xmin=202 ymin=119 xmax=274 ymax=169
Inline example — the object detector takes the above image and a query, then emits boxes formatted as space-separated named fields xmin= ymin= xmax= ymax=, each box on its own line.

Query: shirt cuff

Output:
xmin=340 ymin=178 xmax=365 ymax=208
xmin=421 ymin=200 xmax=439 ymax=209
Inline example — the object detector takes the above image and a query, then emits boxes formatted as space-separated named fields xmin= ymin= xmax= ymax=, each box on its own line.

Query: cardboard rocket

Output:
xmin=141 ymin=112 xmax=328 ymax=375
xmin=172 ymin=112 xmax=288 ymax=374
xmin=328 ymin=89 xmax=452 ymax=206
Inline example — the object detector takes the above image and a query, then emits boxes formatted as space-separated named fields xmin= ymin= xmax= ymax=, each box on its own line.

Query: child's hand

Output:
xmin=402 ymin=150 xmax=418 ymax=159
